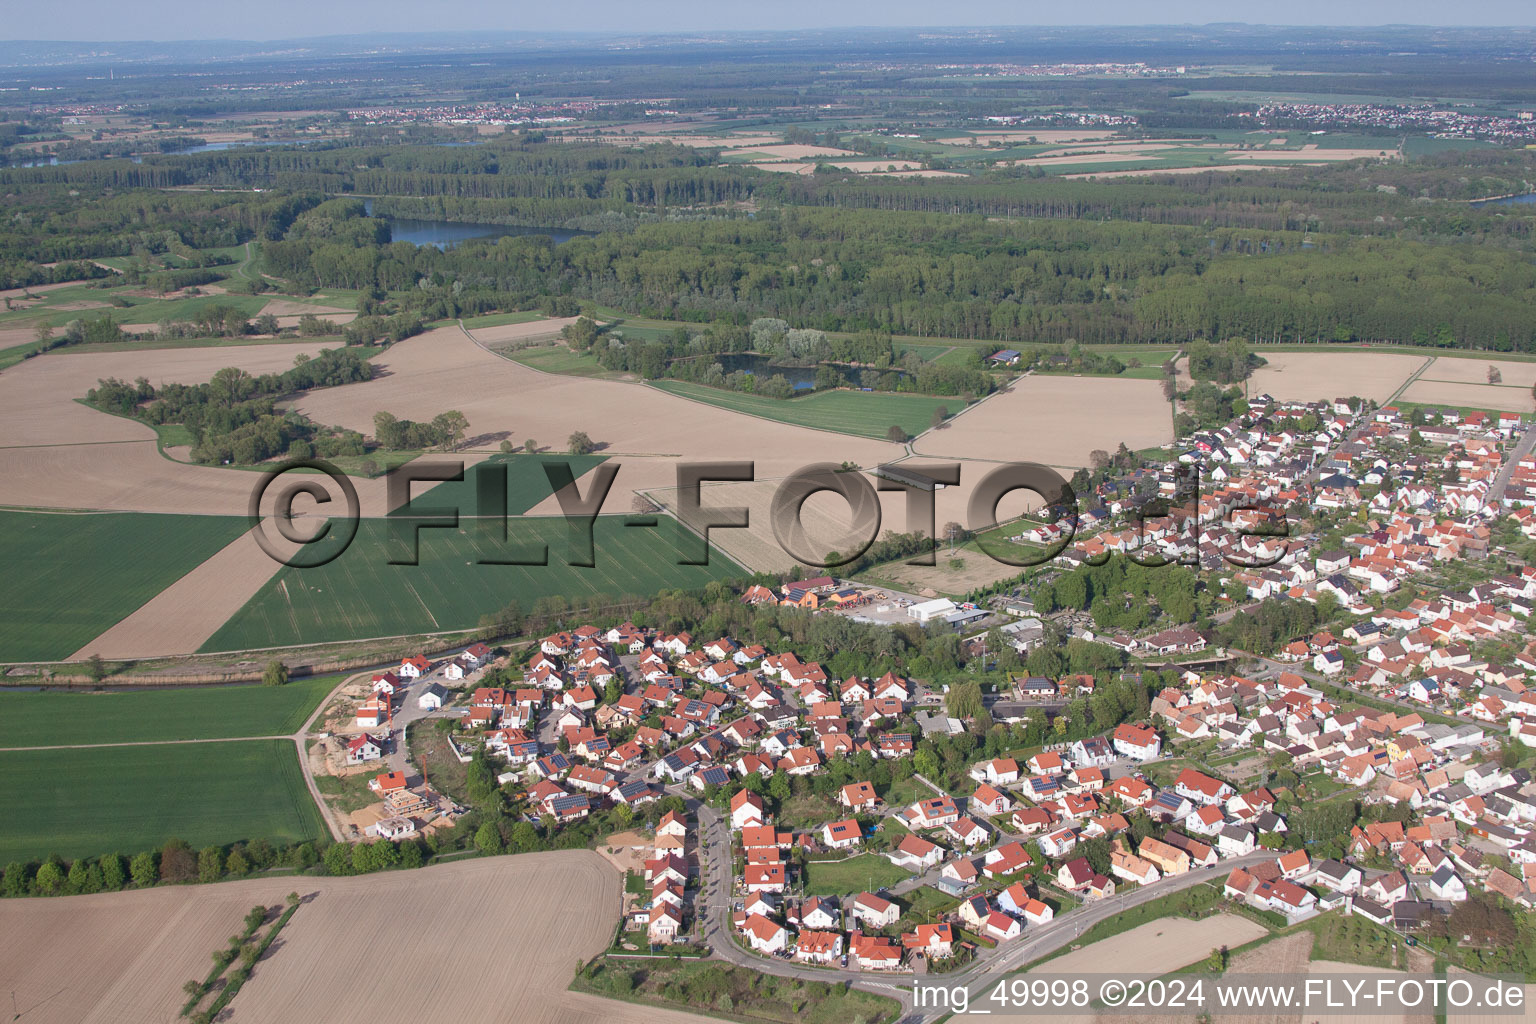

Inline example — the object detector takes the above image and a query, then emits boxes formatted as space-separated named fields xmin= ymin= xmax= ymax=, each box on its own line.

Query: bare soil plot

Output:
xmin=0 ymin=340 xmax=404 ymax=516
xmin=259 ymin=299 xmax=354 ymax=317
xmin=1112 ymin=929 xmax=1312 ymax=1024
xmin=1032 ymin=913 xmax=1268 ymax=976
xmin=0 ymin=852 xmax=702 ymax=1024
xmin=914 ymin=375 xmax=1173 ymax=469
xmin=0 ymin=279 xmax=98 ymax=301
xmin=1307 ymin=961 xmax=1421 ymax=1024
xmin=1246 ymin=351 xmax=1427 ymax=404
xmin=1417 ymin=356 xmax=1536 ymax=388
xmin=466 ymin=316 xmax=578 ymax=345
xmin=0 ymin=340 xmax=329 ymax=447
xmin=1397 ymin=379 xmax=1535 ymax=412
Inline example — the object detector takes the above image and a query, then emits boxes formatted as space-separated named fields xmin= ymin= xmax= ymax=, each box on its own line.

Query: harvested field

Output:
xmin=1246 ymin=351 xmax=1427 ymax=404
xmin=735 ymin=144 xmax=861 ymax=160
xmin=0 ymin=852 xmax=700 ymax=1024
xmin=1032 ymin=914 xmax=1268 ymax=976
xmin=1420 ymin=356 xmax=1536 ymax=387
xmin=914 ymin=375 xmax=1173 ymax=469
xmin=1396 ymin=379 xmax=1534 ymax=412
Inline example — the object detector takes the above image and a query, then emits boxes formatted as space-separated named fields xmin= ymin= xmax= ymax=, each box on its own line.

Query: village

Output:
xmin=282 ymin=383 xmax=1536 ymax=978
xmin=296 ymin=555 xmax=1536 ymax=979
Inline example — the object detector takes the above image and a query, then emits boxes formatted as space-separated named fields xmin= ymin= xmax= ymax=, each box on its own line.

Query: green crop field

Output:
xmin=0 ymin=510 xmax=252 ymax=663
xmin=802 ymin=853 xmax=911 ymax=896
xmin=499 ymin=344 xmax=619 ymax=378
xmin=399 ymin=451 xmax=607 ymax=517
xmin=0 ymin=739 xmax=325 ymax=862
xmin=0 ymin=675 xmax=341 ymax=749
xmin=202 ymin=515 xmax=746 ymax=651
xmin=648 ymin=379 xmax=965 ymax=438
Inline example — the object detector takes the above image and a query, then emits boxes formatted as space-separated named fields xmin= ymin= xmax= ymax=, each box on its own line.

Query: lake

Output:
xmin=360 ymin=200 xmax=586 ymax=249
xmin=383 ymin=218 xmax=586 ymax=249
xmin=1471 ymin=193 xmax=1536 ymax=207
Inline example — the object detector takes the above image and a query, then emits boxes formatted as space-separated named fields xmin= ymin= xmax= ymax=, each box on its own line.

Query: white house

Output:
xmin=742 ymin=914 xmax=788 ymax=954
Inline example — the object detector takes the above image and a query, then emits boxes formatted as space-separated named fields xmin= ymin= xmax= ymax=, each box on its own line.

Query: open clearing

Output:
xmin=0 ymin=851 xmax=703 ymax=1024
xmin=0 ymin=738 xmax=323 ymax=862
xmin=1397 ymin=379 xmax=1535 ymax=412
xmin=1032 ymin=913 xmax=1268 ymax=976
xmin=0 ymin=675 xmax=338 ymax=748
xmin=915 ymin=375 xmax=1173 ymax=469
xmin=0 ymin=509 xmax=252 ymax=663
xmin=1246 ymin=350 xmax=1427 ymax=404
xmin=201 ymin=515 xmax=747 ymax=651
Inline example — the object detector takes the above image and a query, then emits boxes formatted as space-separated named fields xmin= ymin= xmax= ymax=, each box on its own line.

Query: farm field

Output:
xmin=1397 ymin=379 xmax=1535 ymax=412
xmin=801 ymin=853 xmax=910 ymax=895
xmin=0 ymin=510 xmax=251 ymax=663
xmin=202 ymin=515 xmax=748 ymax=651
xmin=1416 ymin=355 xmax=1536 ymax=387
xmin=396 ymin=451 xmax=608 ymax=517
xmin=499 ymin=342 xmax=625 ymax=378
xmin=1245 ymin=350 xmax=1428 ymax=404
xmin=0 ymin=851 xmax=684 ymax=1024
xmin=649 ymin=379 xmax=963 ymax=439
xmin=0 ymin=738 xmax=324 ymax=862
xmin=0 ymin=675 xmax=339 ymax=748
xmin=916 ymin=375 xmax=1173 ymax=469
xmin=1031 ymin=914 xmax=1268 ymax=976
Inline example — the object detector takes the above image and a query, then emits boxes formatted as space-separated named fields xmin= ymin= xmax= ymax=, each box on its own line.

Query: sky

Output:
xmin=6 ymin=2 xmax=1536 ymax=43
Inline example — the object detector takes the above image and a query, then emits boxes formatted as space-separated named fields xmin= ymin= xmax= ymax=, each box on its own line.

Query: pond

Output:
xmin=714 ymin=353 xmax=839 ymax=391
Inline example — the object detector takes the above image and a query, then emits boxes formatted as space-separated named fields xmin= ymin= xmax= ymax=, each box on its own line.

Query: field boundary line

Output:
xmin=2 ymin=734 xmax=291 ymax=752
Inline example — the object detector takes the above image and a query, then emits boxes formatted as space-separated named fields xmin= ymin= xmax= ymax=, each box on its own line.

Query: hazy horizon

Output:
xmin=5 ymin=4 xmax=1536 ymax=44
